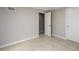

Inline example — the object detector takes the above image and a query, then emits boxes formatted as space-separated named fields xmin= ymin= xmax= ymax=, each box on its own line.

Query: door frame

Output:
xmin=39 ymin=13 xmax=45 ymax=35
xmin=38 ymin=12 xmax=52 ymax=37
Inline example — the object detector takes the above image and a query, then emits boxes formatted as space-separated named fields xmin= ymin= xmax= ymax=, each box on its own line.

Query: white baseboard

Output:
xmin=52 ymin=34 xmax=67 ymax=40
xmin=0 ymin=35 xmax=39 ymax=48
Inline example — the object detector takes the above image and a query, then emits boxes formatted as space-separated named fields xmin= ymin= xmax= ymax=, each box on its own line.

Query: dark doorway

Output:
xmin=39 ymin=13 xmax=44 ymax=34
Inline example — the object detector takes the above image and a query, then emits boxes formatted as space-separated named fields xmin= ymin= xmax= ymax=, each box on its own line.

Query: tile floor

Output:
xmin=0 ymin=35 xmax=79 ymax=51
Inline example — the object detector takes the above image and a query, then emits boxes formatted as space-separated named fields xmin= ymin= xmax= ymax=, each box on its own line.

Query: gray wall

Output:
xmin=0 ymin=7 xmax=39 ymax=46
xmin=52 ymin=8 xmax=65 ymax=38
xmin=65 ymin=8 xmax=79 ymax=42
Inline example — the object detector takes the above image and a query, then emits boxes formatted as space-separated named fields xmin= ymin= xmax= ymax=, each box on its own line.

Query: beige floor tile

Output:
xmin=0 ymin=35 xmax=79 ymax=51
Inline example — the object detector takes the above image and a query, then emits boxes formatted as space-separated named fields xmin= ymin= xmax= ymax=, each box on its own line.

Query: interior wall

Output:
xmin=65 ymin=7 xmax=79 ymax=42
xmin=0 ymin=7 xmax=39 ymax=46
xmin=52 ymin=8 xmax=65 ymax=38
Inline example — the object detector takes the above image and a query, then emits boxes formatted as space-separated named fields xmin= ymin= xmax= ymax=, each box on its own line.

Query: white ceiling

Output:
xmin=32 ymin=7 xmax=62 ymax=12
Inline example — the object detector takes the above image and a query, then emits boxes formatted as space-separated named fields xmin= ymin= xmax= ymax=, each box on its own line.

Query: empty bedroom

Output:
xmin=0 ymin=7 xmax=79 ymax=51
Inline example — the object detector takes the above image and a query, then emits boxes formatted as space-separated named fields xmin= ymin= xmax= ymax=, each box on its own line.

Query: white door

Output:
xmin=66 ymin=8 xmax=79 ymax=42
xmin=45 ymin=12 xmax=52 ymax=37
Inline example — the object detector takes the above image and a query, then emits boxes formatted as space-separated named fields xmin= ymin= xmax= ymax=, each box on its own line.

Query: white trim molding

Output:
xmin=52 ymin=34 xmax=67 ymax=40
xmin=0 ymin=35 xmax=39 ymax=48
